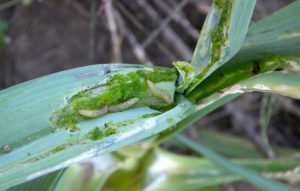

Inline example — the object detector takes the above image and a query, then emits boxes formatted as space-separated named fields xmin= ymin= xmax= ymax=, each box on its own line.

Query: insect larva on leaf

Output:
xmin=79 ymin=105 xmax=109 ymax=118
xmin=2 ymin=145 xmax=11 ymax=153
xmin=146 ymin=80 xmax=172 ymax=105
xmin=108 ymin=97 xmax=140 ymax=112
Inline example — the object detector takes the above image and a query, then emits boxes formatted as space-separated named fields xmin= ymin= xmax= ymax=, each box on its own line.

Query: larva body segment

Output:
xmin=146 ymin=80 xmax=172 ymax=105
xmin=79 ymin=105 xmax=109 ymax=118
xmin=2 ymin=145 xmax=10 ymax=153
xmin=108 ymin=97 xmax=140 ymax=112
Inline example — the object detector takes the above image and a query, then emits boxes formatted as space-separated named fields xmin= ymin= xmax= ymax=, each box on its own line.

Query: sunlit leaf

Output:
xmin=175 ymin=0 xmax=255 ymax=93
xmin=233 ymin=0 xmax=300 ymax=62
xmin=237 ymin=71 xmax=300 ymax=99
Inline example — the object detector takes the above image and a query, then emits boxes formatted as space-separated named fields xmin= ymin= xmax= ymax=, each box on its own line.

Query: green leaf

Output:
xmin=0 ymin=64 xmax=196 ymax=189
xmin=234 ymin=0 xmax=300 ymax=62
xmin=157 ymin=94 xmax=239 ymax=142
xmin=174 ymin=135 xmax=297 ymax=191
xmin=237 ymin=71 xmax=300 ymax=99
xmin=162 ymin=69 xmax=300 ymax=145
xmin=175 ymin=0 xmax=256 ymax=93
xmin=186 ymin=55 xmax=283 ymax=103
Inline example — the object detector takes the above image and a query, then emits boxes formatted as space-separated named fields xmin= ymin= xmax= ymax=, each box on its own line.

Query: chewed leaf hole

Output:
xmin=49 ymin=68 xmax=177 ymax=131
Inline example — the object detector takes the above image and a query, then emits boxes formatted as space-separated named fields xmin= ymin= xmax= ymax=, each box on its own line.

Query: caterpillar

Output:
xmin=108 ymin=97 xmax=140 ymax=112
xmin=79 ymin=105 xmax=109 ymax=118
xmin=78 ymin=98 xmax=139 ymax=118
xmin=2 ymin=145 xmax=11 ymax=153
xmin=146 ymin=80 xmax=172 ymax=105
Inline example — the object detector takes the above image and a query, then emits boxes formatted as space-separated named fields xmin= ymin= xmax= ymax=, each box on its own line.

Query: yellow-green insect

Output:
xmin=78 ymin=80 xmax=172 ymax=119
xmin=146 ymin=80 xmax=172 ymax=105
xmin=79 ymin=105 xmax=109 ymax=118
xmin=108 ymin=97 xmax=140 ymax=112
xmin=78 ymin=97 xmax=140 ymax=118
xmin=2 ymin=145 xmax=11 ymax=153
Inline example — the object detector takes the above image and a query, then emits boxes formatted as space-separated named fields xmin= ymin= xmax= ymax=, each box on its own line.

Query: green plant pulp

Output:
xmin=184 ymin=0 xmax=233 ymax=93
xmin=186 ymin=56 xmax=285 ymax=103
xmin=50 ymin=68 xmax=177 ymax=131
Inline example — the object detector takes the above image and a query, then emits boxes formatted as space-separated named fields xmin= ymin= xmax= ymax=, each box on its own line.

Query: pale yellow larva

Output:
xmin=79 ymin=105 xmax=109 ymax=118
xmin=108 ymin=97 xmax=140 ymax=112
xmin=146 ymin=80 xmax=172 ymax=105
xmin=2 ymin=145 xmax=11 ymax=153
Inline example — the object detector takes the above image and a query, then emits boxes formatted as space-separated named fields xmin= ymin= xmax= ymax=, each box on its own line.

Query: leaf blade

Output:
xmin=0 ymin=64 xmax=196 ymax=189
xmin=176 ymin=0 xmax=256 ymax=93
xmin=237 ymin=71 xmax=300 ymax=99
xmin=233 ymin=0 xmax=300 ymax=62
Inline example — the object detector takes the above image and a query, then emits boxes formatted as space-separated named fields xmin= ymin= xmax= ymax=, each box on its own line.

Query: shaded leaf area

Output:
xmin=12 ymin=145 xmax=300 ymax=191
